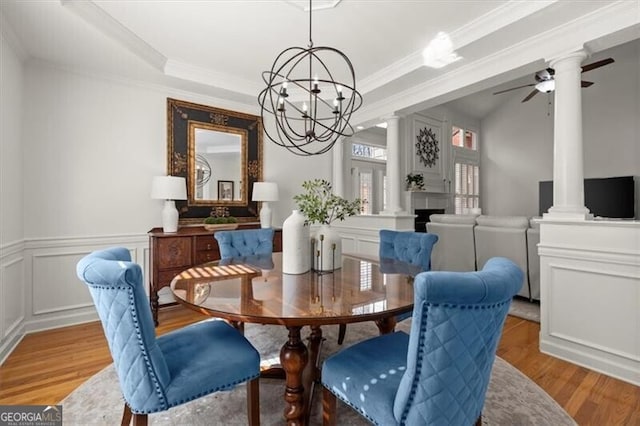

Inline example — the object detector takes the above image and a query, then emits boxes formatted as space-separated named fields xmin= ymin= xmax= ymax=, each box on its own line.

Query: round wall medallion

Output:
xmin=415 ymin=127 xmax=439 ymax=168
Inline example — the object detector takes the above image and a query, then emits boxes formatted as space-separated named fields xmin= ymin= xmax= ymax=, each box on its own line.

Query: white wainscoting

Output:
xmin=0 ymin=240 xmax=26 ymax=364
xmin=539 ymin=220 xmax=640 ymax=386
xmin=0 ymin=233 xmax=148 ymax=364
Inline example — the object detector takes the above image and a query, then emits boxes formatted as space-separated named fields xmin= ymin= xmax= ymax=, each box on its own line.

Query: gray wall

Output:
xmin=480 ymin=40 xmax=640 ymax=217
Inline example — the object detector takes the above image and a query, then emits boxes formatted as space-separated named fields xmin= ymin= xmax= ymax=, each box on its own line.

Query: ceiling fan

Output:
xmin=493 ymin=58 xmax=614 ymax=102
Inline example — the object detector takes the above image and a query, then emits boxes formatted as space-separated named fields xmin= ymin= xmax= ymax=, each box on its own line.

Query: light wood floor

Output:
xmin=1 ymin=307 xmax=638 ymax=425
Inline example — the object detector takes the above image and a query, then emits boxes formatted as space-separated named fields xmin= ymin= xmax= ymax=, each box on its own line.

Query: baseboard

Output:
xmin=540 ymin=339 xmax=640 ymax=387
xmin=0 ymin=322 xmax=25 ymax=366
xmin=24 ymin=310 xmax=99 ymax=334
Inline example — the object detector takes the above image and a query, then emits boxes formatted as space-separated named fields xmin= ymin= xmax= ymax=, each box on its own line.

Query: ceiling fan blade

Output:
xmin=581 ymin=80 xmax=594 ymax=87
xmin=522 ymin=89 xmax=539 ymax=103
xmin=581 ymin=58 xmax=614 ymax=73
xmin=493 ymin=83 xmax=536 ymax=95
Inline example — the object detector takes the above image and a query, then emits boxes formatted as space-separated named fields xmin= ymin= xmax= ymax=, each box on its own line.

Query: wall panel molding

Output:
xmin=1 ymin=233 xmax=149 ymax=365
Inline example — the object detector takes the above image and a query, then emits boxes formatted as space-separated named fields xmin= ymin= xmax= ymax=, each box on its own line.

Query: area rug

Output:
xmin=509 ymin=298 xmax=541 ymax=323
xmin=61 ymin=320 xmax=573 ymax=425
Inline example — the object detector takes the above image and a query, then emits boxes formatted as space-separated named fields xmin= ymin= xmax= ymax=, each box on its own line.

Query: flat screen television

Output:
xmin=539 ymin=176 xmax=636 ymax=218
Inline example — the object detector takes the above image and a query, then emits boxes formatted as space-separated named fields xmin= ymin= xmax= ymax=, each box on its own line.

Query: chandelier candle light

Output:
xmin=258 ymin=0 xmax=362 ymax=156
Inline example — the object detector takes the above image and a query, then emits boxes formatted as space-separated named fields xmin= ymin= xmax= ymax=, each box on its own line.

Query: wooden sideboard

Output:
xmin=148 ymin=224 xmax=282 ymax=325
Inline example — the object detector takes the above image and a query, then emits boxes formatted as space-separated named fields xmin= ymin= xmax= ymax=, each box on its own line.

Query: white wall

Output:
xmin=481 ymin=40 xmax=640 ymax=216
xmin=1 ymin=32 xmax=24 ymax=245
xmin=0 ymin=30 xmax=26 ymax=362
xmin=0 ymin=59 xmax=330 ymax=363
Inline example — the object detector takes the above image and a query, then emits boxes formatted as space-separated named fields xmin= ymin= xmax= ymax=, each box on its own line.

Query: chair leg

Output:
xmin=132 ymin=414 xmax=147 ymax=426
xmin=323 ymin=386 xmax=337 ymax=426
xmin=121 ymin=404 xmax=132 ymax=426
xmin=475 ymin=413 xmax=482 ymax=425
xmin=337 ymin=324 xmax=346 ymax=345
xmin=247 ymin=377 xmax=260 ymax=426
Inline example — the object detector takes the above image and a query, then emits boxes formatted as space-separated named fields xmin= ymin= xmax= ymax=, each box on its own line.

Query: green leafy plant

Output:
xmin=204 ymin=207 xmax=238 ymax=224
xmin=203 ymin=216 xmax=238 ymax=224
xmin=293 ymin=179 xmax=361 ymax=225
xmin=405 ymin=173 xmax=424 ymax=190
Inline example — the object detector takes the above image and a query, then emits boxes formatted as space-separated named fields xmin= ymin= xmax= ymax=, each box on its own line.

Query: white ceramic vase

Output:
xmin=282 ymin=210 xmax=310 ymax=274
xmin=312 ymin=224 xmax=342 ymax=271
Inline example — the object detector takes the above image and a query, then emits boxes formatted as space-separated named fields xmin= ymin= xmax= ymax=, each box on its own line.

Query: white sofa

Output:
xmin=423 ymin=214 xmax=540 ymax=301
xmin=427 ymin=214 xmax=478 ymax=272
xmin=474 ymin=215 xmax=532 ymax=300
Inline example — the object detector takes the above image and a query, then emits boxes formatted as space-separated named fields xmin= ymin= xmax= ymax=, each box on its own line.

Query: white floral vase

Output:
xmin=312 ymin=224 xmax=342 ymax=271
xmin=282 ymin=210 xmax=310 ymax=274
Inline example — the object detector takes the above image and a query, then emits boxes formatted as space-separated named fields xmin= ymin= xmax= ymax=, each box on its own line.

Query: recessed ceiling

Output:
xmin=1 ymin=0 xmax=637 ymax=119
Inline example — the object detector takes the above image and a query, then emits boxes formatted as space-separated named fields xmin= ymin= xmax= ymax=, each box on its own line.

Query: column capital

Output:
xmin=380 ymin=114 xmax=402 ymax=123
xmin=549 ymin=49 xmax=588 ymax=69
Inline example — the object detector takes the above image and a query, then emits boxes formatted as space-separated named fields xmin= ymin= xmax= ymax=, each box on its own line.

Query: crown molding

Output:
xmin=356 ymin=0 xmax=640 ymax=126
xmin=0 ymin=9 xmax=28 ymax=62
xmin=163 ymin=59 xmax=261 ymax=99
xmin=358 ymin=0 xmax=559 ymax=95
xmin=60 ymin=0 xmax=166 ymax=71
xmin=284 ymin=0 xmax=342 ymax=12
xmin=26 ymin=57 xmax=259 ymax=115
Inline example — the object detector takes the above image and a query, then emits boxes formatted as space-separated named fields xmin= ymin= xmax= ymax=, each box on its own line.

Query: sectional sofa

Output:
xmin=427 ymin=214 xmax=540 ymax=301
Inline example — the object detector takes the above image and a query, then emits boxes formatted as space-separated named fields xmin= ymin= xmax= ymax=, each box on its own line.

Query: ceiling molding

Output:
xmin=450 ymin=0 xmax=559 ymax=49
xmin=283 ymin=0 xmax=343 ymax=12
xmin=60 ymin=0 xmax=166 ymax=71
xmin=358 ymin=0 xmax=558 ymax=95
xmin=163 ymin=59 xmax=262 ymax=98
xmin=0 ymin=10 xmax=29 ymax=62
xmin=355 ymin=0 xmax=639 ymax=126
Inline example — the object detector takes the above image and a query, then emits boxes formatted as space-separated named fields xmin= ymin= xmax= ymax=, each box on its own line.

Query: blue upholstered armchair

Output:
xmin=76 ymin=247 xmax=261 ymax=426
xmin=322 ymin=257 xmax=523 ymax=426
xmin=215 ymin=228 xmax=274 ymax=258
xmin=338 ymin=230 xmax=438 ymax=345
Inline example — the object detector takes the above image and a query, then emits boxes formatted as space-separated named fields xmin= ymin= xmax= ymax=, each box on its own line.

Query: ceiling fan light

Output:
xmin=535 ymin=79 xmax=555 ymax=93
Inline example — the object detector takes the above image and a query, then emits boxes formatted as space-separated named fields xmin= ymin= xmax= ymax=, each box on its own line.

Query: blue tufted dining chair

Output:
xmin=76 ymin=247 xmax=261 ymax=426
xmin=379 ymin=229 xmax=439 ymax=272
xmin=322 ymin=257 xmax=523 ymax=426
xmin=337 ymin=230 xmax=438 ymax=345
xmin=215 ymin=228 xmax=274 ymax=258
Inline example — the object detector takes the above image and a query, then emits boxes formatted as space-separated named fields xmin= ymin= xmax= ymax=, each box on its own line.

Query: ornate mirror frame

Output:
xmin=167 ymin=98 xmax=263 ymax=223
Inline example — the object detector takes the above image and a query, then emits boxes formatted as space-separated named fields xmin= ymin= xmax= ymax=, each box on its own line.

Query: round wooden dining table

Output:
xmin=170 ymin=252 xmax=420 ymax=426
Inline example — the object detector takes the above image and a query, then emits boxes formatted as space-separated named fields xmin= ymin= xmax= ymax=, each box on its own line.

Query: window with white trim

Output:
xmin=452 ymin=126 xmax=480 ymax=214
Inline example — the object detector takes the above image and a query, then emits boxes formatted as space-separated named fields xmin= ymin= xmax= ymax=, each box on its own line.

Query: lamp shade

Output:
xmin=252 ymin=182 xmax=279 ymax=202
xmin=151 ymin=176 xmax=187 ymax=200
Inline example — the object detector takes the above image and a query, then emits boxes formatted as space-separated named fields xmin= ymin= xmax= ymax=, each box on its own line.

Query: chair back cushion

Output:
xmin=379 ymin=229 xmax=438 ymax=271
xmin=76 ymin=247 xmax=171 ymax=412
xmin=393 ymin=257 xmax=523 ymax=425
xmin=215 ymin=228 xmax=274 ymax=258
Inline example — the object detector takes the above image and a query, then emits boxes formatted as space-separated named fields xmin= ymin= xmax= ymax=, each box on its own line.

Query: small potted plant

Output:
xmin=203 ymin=207 xmax=238 ymax=231
xmin=406 ymin=173 xmax=424 ymax=191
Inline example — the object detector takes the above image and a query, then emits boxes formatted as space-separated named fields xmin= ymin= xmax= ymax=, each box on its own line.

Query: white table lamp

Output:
xmin=252 ymin=182 xmax=279 ymax=228
xmin=151 ymin=176 xmax=187 ymax=233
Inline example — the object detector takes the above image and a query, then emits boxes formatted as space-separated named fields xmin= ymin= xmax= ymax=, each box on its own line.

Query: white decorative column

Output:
xmin=544 ymin=50 xmax=592 ymax=220
xmin=332 ymin=136 xmax=345 ymax=197
xmin=382 ymin=115 xmax=405 ymax=214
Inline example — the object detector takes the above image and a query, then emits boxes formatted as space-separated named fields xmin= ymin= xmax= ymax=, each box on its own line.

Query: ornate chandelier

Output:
xmin=258 ymin=0 xmax=362 ymax=156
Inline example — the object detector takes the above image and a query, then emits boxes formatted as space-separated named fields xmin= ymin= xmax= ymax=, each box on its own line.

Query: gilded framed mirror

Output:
xmin=167 ymin=98 xmax=263 ymax=223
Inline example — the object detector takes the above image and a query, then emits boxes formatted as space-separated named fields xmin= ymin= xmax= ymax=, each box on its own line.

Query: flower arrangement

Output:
xmin=405 ymin=173 xmax=424 ymax=190
xmin=293 ymin=179 xmax=361 ymax=225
